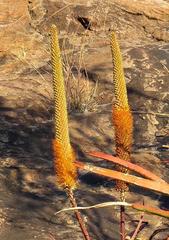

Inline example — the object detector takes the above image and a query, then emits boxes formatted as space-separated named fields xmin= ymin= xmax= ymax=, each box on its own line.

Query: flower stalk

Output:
xmin=111 ymin=32 xmax=133 ymax=240
xmin=50 ymin=24 xmax=91 ymax=240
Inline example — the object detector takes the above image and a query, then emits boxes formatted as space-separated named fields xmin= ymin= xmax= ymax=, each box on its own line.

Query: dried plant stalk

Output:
xmin=50 ymin=24 xmax=77 ymax=189
xmin=111 ymin=32 xmax=133 ymax=193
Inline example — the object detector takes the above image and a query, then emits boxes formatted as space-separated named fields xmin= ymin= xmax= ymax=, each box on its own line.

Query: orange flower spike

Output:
xmin=50 ymin=25 xmax=77 ymax=189
xmin=111 ymin=32 xmax=133 ymax=192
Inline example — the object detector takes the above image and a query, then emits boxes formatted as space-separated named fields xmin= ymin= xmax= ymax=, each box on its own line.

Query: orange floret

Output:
xmin=52 ymin=139 xmax=77 ymax=189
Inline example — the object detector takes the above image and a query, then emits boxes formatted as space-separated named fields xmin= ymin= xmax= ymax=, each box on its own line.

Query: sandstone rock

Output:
xmin=0 ymin=1 xmax=169 ymax=239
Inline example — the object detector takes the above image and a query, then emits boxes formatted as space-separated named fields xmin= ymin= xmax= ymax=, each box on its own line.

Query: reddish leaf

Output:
xmin=87 ymin=151 xmax=163 ymax=182
xmin=76 ymin=161 xmax=169 ymax=196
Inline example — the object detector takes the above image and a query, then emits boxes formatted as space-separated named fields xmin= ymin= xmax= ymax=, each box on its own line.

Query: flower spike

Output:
xmin=50 ymin=24 xmax=77 ymax=189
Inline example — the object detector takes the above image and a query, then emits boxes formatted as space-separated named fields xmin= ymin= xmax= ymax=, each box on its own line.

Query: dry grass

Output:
xmin=61 ymin=28 xmax=98 ymax=113
xmin=63 ymin=60 xmax=98 ymax=113
xmin=9 ymin=1 xmax=112 ymax=114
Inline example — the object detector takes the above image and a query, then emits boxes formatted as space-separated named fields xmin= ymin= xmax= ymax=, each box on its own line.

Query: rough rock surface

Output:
xmin=0 ymin=0 xmax=169 ymax=239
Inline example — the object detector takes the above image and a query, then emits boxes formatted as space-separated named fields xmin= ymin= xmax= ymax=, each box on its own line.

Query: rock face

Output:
xmin=0 ymin=0 xmax=169 ymax=239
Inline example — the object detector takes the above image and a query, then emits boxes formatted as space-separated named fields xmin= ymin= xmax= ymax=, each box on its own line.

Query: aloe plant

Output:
xmin=50 ymin=26 xmax=169 ymax=240
xmin=110 ymin=31 xmax=133 ymax=240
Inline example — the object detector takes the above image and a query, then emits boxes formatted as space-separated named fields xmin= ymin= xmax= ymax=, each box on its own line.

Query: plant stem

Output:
xmin=67 ymin=189 xmax=91 ymax=240
xmin=130 ymin=213 xmax=144 ymax=240
xmin=120 ymin=206 xmax=125 ymax=240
